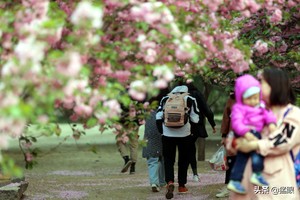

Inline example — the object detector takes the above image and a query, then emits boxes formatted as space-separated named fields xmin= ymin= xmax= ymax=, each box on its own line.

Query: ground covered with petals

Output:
xmin=5 ymin=124 xmax=227 ymax=200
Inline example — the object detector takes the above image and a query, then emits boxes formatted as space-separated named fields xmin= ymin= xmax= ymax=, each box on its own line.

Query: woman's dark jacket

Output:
xmin=188 ymin=84 xmax=216 ymax=138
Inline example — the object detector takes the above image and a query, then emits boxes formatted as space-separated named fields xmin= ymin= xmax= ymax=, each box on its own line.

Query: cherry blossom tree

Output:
xmin=0 ymin=0 xmax=299 ymax=174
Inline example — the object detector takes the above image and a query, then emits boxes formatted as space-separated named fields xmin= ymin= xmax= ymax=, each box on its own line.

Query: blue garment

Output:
xmin=142 ymin=111 xmax=165 ymax=186
xmin=230 ymin=130 xmax=264 ymax=181
xmin=147 ymin=157 xmax=166 ymax=186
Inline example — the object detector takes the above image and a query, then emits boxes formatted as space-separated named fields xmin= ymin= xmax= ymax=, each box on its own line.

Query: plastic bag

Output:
xmin=209 ymin=145 xmax=228 ymax=171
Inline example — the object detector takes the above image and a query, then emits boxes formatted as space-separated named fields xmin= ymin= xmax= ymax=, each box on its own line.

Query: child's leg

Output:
xmin=147 ymin=157 xmax=160 ymax=186
xmin=229 ymin=151 xmax=249 ymax=182
xmin=250 ymin=130 xmax=264 ymax=173
xmin=227 ymin=151 xmax=249 ymax=194
xmin=250 ymin=130 xmax=268 ymax=186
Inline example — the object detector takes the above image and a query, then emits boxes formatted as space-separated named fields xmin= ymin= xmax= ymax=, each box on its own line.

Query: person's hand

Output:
xmin=212 ymin=126 xmax=216 ymax=134
xmin=235 ymin=137 xmax=258 ymax=153
xmin=244 ymin=132 xmax=258 ymax=141
xmin=269 ymin=123 xmax=277 ymax=133
xmin=221 ymin=137 xmax=226 ymax=145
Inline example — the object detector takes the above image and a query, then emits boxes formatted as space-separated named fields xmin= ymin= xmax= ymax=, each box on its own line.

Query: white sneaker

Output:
xmin=193 ymin=175 xmax=200 ymax=182
xmin=216 ymin=187 xmax=229 ymax=198
xmin=151 ymin=184 xmax=160 ymax=192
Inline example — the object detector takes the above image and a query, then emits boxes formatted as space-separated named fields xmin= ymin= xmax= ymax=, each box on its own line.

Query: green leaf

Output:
xmin=135 ymin=22 xmax=149 ymax=31
xmin=86 ymin=117 xmax=98 ymax=128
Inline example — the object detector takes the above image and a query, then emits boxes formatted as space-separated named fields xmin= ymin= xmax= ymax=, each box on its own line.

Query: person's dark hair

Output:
xmin=262 ymin=68 xmax=296 ymax=105
xmin=186 ymin=82 xmax=197 ymax=92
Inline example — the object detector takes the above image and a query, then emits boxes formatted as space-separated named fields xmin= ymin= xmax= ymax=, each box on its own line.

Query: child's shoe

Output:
xmin=151 ymin=184 xmax=160 ymax=192
xmin=165 ymin=181 xmax=174 ymax=199
xmin=227 ymin=180 xmax=246 ymax=194
xmin=250 ymin=173 xmax=269 ymax=186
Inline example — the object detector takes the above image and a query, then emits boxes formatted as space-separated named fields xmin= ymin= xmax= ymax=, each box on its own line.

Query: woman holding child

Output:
xmin=230 ymin=68 xmax=300 ymax=200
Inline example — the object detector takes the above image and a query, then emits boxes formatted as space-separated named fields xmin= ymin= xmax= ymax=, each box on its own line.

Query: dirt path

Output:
xmin=4 ymin=124 xmax=229 ymax=200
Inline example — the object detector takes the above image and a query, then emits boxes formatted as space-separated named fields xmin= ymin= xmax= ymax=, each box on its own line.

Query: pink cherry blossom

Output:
xmin=128 ymin=89 xmax=146 ymax=101
xmin=203 ymin=0 xmax=223 ymax=12
xmin=63 ymin=79 xmax=88 ymax=97
xmin=71 ymin=1 xmax=103 ymax=29
xmin=175 ymin=48 xmax=194 ymax=60
xmin=154 ymin=79 xmax=168 ymax=89
xmin=278 ymin=41 xmax=288 ymax=52
xmin=15 ymin=36 xmax=46 ymax=65
xmin=70 ymin=113 xmax=79 ymax=122
xmin=74 ymin=104 xmax=93 ymax=118
xmin=57 ymin=52 xmax=82 ymax=77
xmin=112 ymin=70 xmax=131 ymax=83
xmin=253 ymin=40 xmax=269 ymax=55
xmin=287 ymin=0 xmax=297 ymax=7
xmin=153 ymin=65 xmax=174 ymax=82
xmin=63 ymin=97 xmax=75 ymax=109
xmin=270 ymin=9 xmax=282 ymax=23
xmin=144 ymin=48 xmax=157 ymax=63
xmin=103 ymin=100 xmax=122 ymax=118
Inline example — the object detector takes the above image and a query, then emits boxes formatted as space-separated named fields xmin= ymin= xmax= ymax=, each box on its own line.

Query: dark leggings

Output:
xmin=225 ymin=156 xmax=236 ymax=184
xmin=189 ymin=135 xmax=198 ymax=174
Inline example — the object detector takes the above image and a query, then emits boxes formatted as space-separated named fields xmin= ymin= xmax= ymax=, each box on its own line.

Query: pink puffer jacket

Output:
xmin=231 ymin=74 xmax=276 ymax=136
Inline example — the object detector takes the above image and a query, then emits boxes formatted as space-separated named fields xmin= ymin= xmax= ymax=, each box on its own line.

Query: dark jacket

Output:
xmin=220 ymin=93 xmax=235 ymax=138
xmin=142 ymin=111 xmax=163 ymax=158
xmin=188 ymin=84 xmax=216 ymax=138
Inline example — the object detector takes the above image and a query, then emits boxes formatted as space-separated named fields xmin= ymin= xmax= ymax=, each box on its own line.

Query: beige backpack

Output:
xmin=163 ymin=92 xmax=190 ymax=128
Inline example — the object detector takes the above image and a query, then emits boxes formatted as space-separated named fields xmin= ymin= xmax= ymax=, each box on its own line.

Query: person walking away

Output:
xmin=156 ymin=85 xmax=200 ymax=199
xmin=231 ymin=68 xmax=299 ymax=200
xmin=187 ymin=82 xmax=216 ymax=182
xmin=216 ymin=91 xmax=236 ymax=198
xmin=227 ymin=74 xmax=277 ymax=194
xmin=117 ymin=103 xmax=140 ymax=174
xmin=142 ymin=110 xmax=166 ymax=192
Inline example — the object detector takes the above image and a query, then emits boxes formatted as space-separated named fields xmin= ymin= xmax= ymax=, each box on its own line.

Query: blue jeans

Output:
xmin=230 ymin=130 xmax=264 ymax=181
xmin=147 ymin=157 xmax=166 ymax=186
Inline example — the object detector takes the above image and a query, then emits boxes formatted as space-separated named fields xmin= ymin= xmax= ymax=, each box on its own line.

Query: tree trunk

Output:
xmin=197 ymin=137 xmax=206 ymax=161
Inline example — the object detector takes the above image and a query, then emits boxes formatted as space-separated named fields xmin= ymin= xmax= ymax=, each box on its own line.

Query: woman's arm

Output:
xmin=237 ymin=107 xmax=300 ymax=156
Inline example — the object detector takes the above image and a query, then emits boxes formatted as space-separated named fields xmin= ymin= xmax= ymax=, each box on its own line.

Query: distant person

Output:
xmin=228 ymin=74 xmax=277 ymax=194
xmin=116 ymin=103 xmax=140 ymax=175
xmin=156 ymin=85 xmax=200 ymax=199
xmin=187 ymin=82 xmax=216 ymax=182
xmin=142 ymin=89 xmax=168 ymax=192
xmin=142 ymin=111 xmax=166 ymax=192
xmin=231 ymin=68 xmax=300 ymax=199
xmin=216 ymin=91 xmax=236 ymax=198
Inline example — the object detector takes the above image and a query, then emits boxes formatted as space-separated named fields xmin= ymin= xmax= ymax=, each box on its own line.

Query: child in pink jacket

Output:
xmin=227 ymin=74 xmax=277 ymax=194
xmin=230 ymin=68 xmax=300 ymax=200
